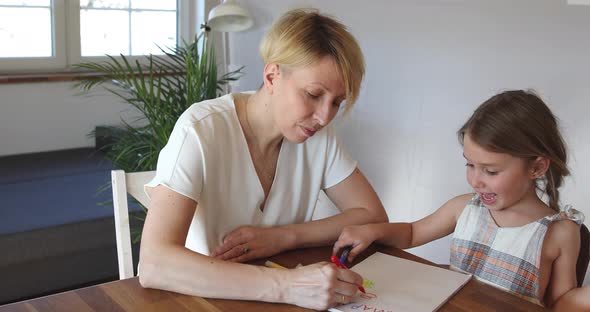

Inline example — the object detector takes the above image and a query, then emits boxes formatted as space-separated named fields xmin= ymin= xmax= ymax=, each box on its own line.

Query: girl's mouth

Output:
xmin=480 ymin=192 xmax=497 ymax=205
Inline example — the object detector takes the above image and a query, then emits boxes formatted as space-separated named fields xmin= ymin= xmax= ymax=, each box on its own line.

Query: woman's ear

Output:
xmin=530 ymin=157 xmax=550 ymax=179
xmin=262 ymin=63 xmax=281 ymax=94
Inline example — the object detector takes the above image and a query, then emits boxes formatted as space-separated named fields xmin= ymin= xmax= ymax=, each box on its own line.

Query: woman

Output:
xmin=139 ymin=9 xmax=388 ymax=310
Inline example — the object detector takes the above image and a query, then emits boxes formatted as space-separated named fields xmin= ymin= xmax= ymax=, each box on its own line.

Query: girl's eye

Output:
xmin=484 ymin=169 xmax=498 ymax=176
xmin=465 ymin=163 xmax=474 ymax=168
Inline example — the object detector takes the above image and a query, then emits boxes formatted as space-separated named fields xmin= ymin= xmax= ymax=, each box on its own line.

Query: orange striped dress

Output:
xmin=450 ymin=194 xmax=584 ymax=306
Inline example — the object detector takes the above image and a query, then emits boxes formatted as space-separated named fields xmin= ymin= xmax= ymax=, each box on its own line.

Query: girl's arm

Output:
xmin=334 ymin=193 xmax=472 ymax=262
xmin=543 ymin=220 xmax=581 ymax=308
xmin=212 ymin=167 xmax=389 ymax=262
xmin=551 ymin=285 xmax=590 ymax=311
xmin=139 ymin=185 xmax=364 ymax=311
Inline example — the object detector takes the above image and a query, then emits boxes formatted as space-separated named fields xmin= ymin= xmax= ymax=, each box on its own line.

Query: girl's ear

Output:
xmin=530 ymin=157 xmax=550 ymax=179
xmin=262 ymin=63 xmax=281 ymax=94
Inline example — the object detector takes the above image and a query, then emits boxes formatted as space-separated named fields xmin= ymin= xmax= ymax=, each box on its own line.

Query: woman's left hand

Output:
xmin=210 ymin=225 xmax=294 ymax=262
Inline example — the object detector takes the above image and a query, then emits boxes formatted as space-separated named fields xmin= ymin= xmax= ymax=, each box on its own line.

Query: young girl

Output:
xmin=333 ymin=90 xmax=585 ymax=308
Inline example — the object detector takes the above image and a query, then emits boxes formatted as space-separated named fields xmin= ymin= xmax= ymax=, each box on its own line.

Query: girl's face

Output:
xmin=463 ymin=133 xmax=539 ymax=212
xmin=266 ymin=56 xmax=346 ymax=143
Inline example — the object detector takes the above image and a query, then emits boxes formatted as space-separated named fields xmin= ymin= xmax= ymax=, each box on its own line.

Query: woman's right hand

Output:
xmin=333 ymin=224 xmax=378 ymax=263
xmin=283 ymin=262 xmax=363 ymax=311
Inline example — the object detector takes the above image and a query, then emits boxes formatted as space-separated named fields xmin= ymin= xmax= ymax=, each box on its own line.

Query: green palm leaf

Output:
xmin=75 ymin=35 xmax=243 ymax=243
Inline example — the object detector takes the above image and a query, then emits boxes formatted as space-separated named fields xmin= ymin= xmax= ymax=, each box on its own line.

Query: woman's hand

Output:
xmin=283 ymin=262 xmax=363 ymax=311
xmin=333 ymin=224 xmax=378 ymax=263
xmin=211 ymin=225 xmax=294 ymax=262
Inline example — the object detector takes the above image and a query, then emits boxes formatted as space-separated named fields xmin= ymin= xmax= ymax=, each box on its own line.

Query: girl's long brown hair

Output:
xmin=458 ymin=90 xmax=569 ymax=211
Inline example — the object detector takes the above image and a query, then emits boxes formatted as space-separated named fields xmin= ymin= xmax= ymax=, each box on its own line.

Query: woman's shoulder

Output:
xmin=178 ymin=94 xmax=237 ymax=126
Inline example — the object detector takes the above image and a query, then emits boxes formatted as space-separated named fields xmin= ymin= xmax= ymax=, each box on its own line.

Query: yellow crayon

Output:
xmin=264 ymin=260 xmax=287 ymax=269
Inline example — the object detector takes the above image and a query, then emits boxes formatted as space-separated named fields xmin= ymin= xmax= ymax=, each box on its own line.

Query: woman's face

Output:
xmin=267 ymin=56 xmax=346 ymax=143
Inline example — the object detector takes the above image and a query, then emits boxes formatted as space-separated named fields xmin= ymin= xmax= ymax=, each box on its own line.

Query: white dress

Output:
xmin=450 ymin=194 xmax=585 ymax=305
xmin=145 ymin=93 xmax=357 ymax=254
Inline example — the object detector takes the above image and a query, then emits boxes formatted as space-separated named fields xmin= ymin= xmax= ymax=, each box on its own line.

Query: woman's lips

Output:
xmin=301 ymin=126 xmax=316 ymax=137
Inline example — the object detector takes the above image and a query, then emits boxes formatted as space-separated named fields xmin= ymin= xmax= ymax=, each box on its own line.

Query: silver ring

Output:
xmin=243 ymin=246 xmax=249 ymax=254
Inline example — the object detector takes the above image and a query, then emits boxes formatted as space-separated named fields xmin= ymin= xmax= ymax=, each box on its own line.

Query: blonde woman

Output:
xmin=139 ymin=9 xmax=388 ymax=310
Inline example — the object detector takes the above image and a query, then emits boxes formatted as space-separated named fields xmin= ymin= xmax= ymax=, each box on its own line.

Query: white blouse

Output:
xmin=145 ymin=93 xmax=357 ymax=254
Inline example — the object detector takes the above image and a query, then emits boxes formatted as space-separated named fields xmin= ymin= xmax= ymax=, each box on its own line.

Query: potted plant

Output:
xmin=75 ymin=34 xmax=242 ymax=242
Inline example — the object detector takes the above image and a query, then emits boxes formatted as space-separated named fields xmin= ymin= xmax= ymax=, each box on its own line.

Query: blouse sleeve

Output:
xmin=144 ymin=122 xmax=204 ymax=202
xmin=321 ymin=126 xmax=358 ymax=189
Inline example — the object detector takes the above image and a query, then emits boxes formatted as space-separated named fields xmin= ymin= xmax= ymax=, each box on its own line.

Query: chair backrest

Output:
xmin=577 ymin=223 xmax=590 ymax=287
xmin=111 ymin=170 xmax=155 ymax=279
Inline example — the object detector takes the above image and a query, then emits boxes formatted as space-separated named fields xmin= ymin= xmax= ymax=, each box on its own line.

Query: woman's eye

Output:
xmin=465 ymin=163 xmax=474 ymax=168
xmin=307 ymin=92 xmax=320 ymax=99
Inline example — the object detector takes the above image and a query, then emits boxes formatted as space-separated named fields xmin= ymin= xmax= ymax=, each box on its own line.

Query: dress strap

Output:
xmin=546 ymin=204 xmax=585 ymax=225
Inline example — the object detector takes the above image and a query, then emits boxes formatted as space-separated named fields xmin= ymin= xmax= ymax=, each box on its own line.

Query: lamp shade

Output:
xmin=207 ymin=0 xmax=253 ymax=32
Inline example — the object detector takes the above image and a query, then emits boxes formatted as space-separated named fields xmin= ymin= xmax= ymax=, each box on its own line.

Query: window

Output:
xmin=0 ymin=0 xmax=201 ymax=73
xmin=0 ymin=0 xmax=53 ymax=58
xmin=79 ymin=0 xmax=177 ymax=56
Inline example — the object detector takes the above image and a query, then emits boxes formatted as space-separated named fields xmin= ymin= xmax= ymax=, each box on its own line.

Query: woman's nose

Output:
xmin=314 ymin=100 xmax=332 ymax=126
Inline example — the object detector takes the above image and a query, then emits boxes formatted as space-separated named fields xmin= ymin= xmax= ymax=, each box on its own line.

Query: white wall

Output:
xmin=226 ymin=0 xmax=590 ymax=283
xmin=0 ymin=82 xmax=130 ymax=156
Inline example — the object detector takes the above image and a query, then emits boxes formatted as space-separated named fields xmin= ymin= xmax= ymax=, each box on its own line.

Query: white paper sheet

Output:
xmin=329 ymin=252 xmax=471 ymax=312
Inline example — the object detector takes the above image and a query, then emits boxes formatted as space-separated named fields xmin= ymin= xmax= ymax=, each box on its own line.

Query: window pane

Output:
xmin=131 ymin=11 xmax=176 ymax=55
xmin=131 ymin=0 xmax=175 ymax=10
xmin=80 ymin=0 xmax=129 ymax=9
xmin=0 ymin=0 xmax=49 ymax=5
xmin=0 ymin=7 xmax=52 ymax=57
xmin=80 ymin=9 xmax=129 ymax=56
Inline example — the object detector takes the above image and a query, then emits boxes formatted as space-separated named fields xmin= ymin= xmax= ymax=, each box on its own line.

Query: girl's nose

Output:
xmin=470 ymin=173 xmax=485 ymax=189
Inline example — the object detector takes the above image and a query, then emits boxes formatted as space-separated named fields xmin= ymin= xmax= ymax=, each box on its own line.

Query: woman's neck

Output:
xmin=242 ymin=91 xmax=283 ymax=154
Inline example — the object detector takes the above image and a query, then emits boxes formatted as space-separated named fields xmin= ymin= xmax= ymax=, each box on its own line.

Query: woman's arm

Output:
xmin=139 ymin=185 xmax=363 ymax=310
xmin=288 ymin=167 xmax=389 ymax=247
xmin=212 ymin=167 xmax=388 ymax=262
xmin=333 ymin=193 xmax=471 ymax=261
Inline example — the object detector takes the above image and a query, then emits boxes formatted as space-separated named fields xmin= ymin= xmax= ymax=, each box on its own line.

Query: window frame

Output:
xmin=0 ymin=0 xmax=201 ymax=74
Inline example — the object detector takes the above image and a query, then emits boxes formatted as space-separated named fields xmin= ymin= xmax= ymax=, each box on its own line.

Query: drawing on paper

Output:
xmin=329 ymin=252 xmax=472 ymax=312
xmin=362 ymin=279 xmax=374 ymax=289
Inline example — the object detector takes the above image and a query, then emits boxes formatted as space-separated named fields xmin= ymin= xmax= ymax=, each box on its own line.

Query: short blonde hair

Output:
xmin=260 ymin=9 xmax=365 ymax=112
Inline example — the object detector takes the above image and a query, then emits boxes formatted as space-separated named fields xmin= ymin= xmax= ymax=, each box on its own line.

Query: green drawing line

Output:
xmin=362 ymin=279 xmax=375 ymax=289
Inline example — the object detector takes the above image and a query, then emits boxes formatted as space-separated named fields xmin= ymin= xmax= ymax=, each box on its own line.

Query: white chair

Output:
xmin=111 ymin=170 xmax=155 ymax=279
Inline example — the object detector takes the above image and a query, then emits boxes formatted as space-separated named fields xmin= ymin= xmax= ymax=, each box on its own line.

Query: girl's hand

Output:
xmin=283 ymin=262 xmax=363 ymax=310
xmin=211 ymin=226 xmax=293 ymax=262
xmin=333 ymin=224 xmax=377 ymax=263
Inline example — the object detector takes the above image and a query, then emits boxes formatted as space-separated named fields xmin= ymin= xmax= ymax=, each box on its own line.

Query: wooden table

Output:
xmin=0 ymin=245 xmax=546 ymax=312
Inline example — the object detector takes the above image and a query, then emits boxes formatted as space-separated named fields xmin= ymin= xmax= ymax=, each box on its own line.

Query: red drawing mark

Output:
xmin=362 ymin=305 xmax=392 ymax=312
xmin=359 ymin=292 xmax=377 ymax=299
